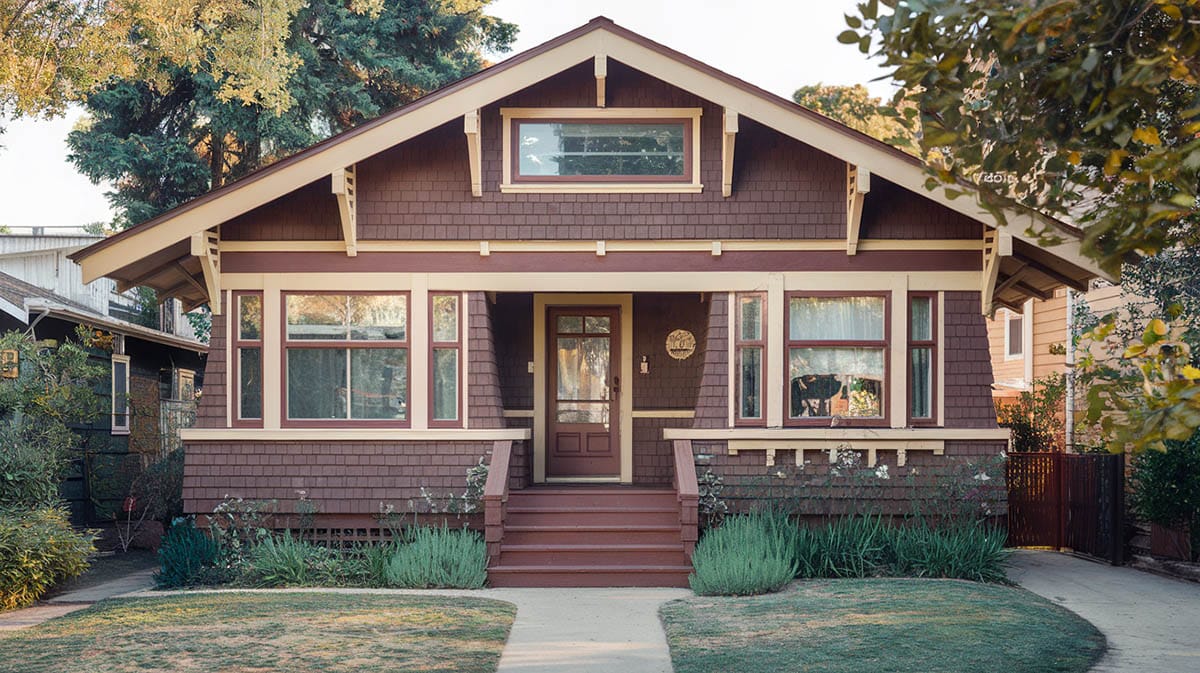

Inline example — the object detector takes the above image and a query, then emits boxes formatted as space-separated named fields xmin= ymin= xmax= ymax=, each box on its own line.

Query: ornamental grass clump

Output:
xmin=155 ymin=517 xmax=227 ymax=589
xmin=890 ymin=522 xmax=1009 ymax=583
xmin=384 ymin=525 xmax=487 ymax=589
xmin=689 ymin=510 xmax=798 ymax=596
xmin=246 ymin=534 xmax=342 ymax=587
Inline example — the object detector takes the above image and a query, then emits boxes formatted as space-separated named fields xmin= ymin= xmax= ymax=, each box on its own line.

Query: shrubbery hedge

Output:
xmin=0 ymin=508 xmax=95 ymax=610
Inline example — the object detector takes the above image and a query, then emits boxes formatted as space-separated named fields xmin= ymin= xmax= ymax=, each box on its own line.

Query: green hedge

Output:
xmin=0 ymin=508 xmax=95 ymax=611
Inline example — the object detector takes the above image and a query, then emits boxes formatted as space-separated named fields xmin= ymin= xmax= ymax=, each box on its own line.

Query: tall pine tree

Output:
xmin=69 ymin=0 xmax=516 ymax=229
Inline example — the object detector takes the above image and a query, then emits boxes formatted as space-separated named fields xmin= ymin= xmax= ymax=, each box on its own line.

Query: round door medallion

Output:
xmin=665 ymin=329 xmax=696 ymax=360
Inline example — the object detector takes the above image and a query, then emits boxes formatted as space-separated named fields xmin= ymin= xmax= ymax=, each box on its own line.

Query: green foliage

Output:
xmin=0 ymin=507 xmax=95 ymax=610
xmin=185 ymin=306 xmax=212 ymax=344
xmin=889 ymin=522 xmax=1010 ymax=583
xmin=0 ymin=425 xmax=67 ymax=509
xmin=997 ymin=373 xmax=1066 ymax=452
xmin=792 ymin=83 xmax=918 ymax=150
xmin=689 ymin=510 xmax=798 ymax=596
xmin=154 ymin=517 xmax=225 ymax=589
xmin=1130 ymin=432 xmax=1200 ymax=559
xmin=69 ymin=0 xmax=517 ymax=230
xmin=798 ymin=514 xmax=890 ymax=578
xmin=246 ymin=534 xmax=338 ymax=587
xmin=844 ymin=1 xmax=1200 ymax=275
xmin=384 ymin=526 xmax=487 ymax=589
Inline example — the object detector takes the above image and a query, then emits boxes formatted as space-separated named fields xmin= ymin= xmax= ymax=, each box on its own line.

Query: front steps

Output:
xmin=487 ymin=487 xmax=693 ymax=587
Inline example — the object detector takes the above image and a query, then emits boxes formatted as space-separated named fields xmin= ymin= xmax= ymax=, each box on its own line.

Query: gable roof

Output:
xmin=70 ymin=16 xmax=1106 ymax=305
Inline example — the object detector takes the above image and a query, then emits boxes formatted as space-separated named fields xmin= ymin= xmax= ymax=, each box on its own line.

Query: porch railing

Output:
xmin=483 ymin=440 xmax=513 ymax=566
xmin=672 ymin=439 xmax=699 ymax=559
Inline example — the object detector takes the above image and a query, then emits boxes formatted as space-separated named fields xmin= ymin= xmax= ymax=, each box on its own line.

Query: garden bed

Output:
xmin=0 ymin=592 xmax=515 ymax=673
xmin=660 ymin=578 xmax=1105 ymax=673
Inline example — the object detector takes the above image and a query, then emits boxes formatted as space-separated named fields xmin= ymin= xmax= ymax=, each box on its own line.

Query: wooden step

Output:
xmin=505 ymin=506 xmax=681 ymax=526
xmin=498 ymin=544 xmax=689 ymax=566
xmin=507 ymin=489 xmax=677 ymax=508
xmin=487 ymin=564 xmax=692 ymax=588
xmin=502 ymin=524 xmax=684 ymax=545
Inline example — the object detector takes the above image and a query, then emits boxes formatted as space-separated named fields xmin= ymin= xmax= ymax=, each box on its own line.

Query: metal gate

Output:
xmin=1006 ymin=452 xmax=1125 ymax=564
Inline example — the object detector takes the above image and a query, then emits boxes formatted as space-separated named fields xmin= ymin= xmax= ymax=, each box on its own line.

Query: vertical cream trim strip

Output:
xmin=532 ymin=300 xmax=546 ymax=483
xmin=727 ymin=291 xmax=735 ymax=429
xmin=766 ymin=273 xmax=784 ymax=428
xmin=225 ymin=289 xmax=233 ymax=428
xmin=889 ymin=275 xmax=908 ymax=428
xmin=461 ymin=291 xmax=470 ymax=429
xmin=937 ymin=290 xmax=946 ymax=425
xmin=262 ymin=279 xmax=282 ymax=429
xmin=410 ymin=276 xmax=429 ymax=429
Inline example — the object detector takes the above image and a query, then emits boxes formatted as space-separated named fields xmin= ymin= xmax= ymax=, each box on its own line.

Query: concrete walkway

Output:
xmin=1010 ymin=550 xmax=1200 ymax=672
xmin=0 ymin=568 xmax=155 ymax=631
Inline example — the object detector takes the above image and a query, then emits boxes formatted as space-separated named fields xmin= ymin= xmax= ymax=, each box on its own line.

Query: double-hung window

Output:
xmin=430 ymin=293 xmax=462 ymax=427
xmin=283 ymin=293 xmax=409 ymax=425
xmin=786 ymin=293 xmax=889 ymax=425
xmin=735 ymin=293 xmax=765 ymax=425
xmin=908 ymin=293 xmax=937 ymax=425
xmin=233 ymin=292 xmax=263 ymax=425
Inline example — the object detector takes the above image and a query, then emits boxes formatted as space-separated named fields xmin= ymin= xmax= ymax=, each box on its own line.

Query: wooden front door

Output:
xmin=547 ymin=307 xmax=621 ymax=479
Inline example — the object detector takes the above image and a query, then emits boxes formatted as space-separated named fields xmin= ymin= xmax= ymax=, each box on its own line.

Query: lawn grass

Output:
xmin=0 ymin=592 xmax=516 ymax=673
xmin=660 ymin=579 xmax=1105 ymax=673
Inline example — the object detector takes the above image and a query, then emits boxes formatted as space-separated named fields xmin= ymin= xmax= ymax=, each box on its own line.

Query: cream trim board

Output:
xmin=663 ymin=427 xmax=1011 ymax=441
xmin=937 ymin=291 xmax=946 ymax=425
xmin=221 ymin=271 xmax=983 ymax=294
xmin=181 ymin=428 xmax=531 ymax=442
xmin=460 ymin=291 xmax=470 ymax=428
xmin=631 ymin=409 xmax=695 ymax=419
xmin=500 ymin=107 xmax=703 ymax=193
xmin=410 ymin=276 xmax=430 ymax=429
xmin=225 ymin=289 xmax=233 ymax=428
xmin=261 ymin=280 xmax=282 ymax=429
xmin=765 ymin=274 xmax=784 ymax=428
xmin=889 ymin=276 xmax=908 ymax=428
xmin=726 ymin=291 xmax=736 ymax=428
xmin=78 ymin=25 xmax=1106 ymax=286
xmin=502 ymin=409 xmax=535 ymax=418
xmin=533 ymin=293 xmax=634 ymax=484
xmin=219 ymin=239 xmax=986 ymax=254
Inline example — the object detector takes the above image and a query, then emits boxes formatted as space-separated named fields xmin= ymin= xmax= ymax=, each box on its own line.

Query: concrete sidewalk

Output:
xmin=1010 ymin=550 xmax=1200 ymax=672
xmin=0 ymin=568 xmax=155 ymax=631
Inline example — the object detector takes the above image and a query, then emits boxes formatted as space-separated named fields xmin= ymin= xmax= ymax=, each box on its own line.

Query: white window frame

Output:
xmin=111 ymin=354 xmax=131 ymax=435
xmin=499 ymin=107 xmax=704 ymax=194
xmin=1004 ymin=309 xmax=1025 ymax=361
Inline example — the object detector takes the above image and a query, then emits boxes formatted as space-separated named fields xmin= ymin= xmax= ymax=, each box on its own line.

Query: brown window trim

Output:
xmin=280 ymin=291 xmax=411 ymax=429
xmin=908 ymin=292 xmax=938 ymax=427
xmin=784 ymin=291 xmax=891 ymax=428
xmin=231 ymin=291 xmax=263 ymax=428
xmin=734 ymin=292 xmax=766 ymax=427
xmin=429 ymin=292 xmax=463 ymax=429
xmin=509 ymin=117 xmax=694 ymax=184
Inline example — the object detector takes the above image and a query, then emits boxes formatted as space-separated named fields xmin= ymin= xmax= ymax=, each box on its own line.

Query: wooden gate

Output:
xmin=1006 ymin=452 xmax=1125 ymax=564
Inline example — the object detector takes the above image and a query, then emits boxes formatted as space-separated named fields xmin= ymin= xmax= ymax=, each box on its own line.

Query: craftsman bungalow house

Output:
xmin=70 ymin=18 xmax=1103 ymax=586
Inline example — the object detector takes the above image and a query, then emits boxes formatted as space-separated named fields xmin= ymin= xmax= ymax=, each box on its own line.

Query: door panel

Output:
xmin=548 ymin=307 xmax=620 ymax=478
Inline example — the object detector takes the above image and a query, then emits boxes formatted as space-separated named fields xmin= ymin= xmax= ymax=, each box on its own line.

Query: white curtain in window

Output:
xmin=789 ymin=297 xmax=885 ymax=341
xmin=789 ymin=347 xmax=884 ymax=378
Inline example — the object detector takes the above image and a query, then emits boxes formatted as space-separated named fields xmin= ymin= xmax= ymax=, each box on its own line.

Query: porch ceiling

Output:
xmin=991 ymin=238 xmax=1094 ymax=311
xmin=107 ymin=239 xmax=209 ymax=311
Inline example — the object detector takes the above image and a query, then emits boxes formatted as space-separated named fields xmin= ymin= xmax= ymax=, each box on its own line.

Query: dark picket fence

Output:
xmin=1006 ymin=452 xmax=1125 ymax=565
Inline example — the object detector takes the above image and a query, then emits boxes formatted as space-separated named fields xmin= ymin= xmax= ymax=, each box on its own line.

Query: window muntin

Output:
xmin=283 ymin=293 xmax=409 ymax=424
xmin=234 ymin=292 xmax=263 ymax=424
xmin=735 ymin=293 xmax=765 ymax=424
xmin=512 ymin=119 xmax=691 ymax=182
xmin=111 ymin=354 xmax=130 ymax=434
xmin=908 ymin=294 xmax=937 ymax=424
xmin=786 ymin=294 xmax=888 ymax=424
xmin=430 ymin=293 xmax=461 ymax=426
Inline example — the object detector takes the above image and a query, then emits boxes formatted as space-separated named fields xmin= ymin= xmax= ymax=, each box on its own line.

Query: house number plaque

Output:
xmin=665 ymin=329 xmax=696 ymax=360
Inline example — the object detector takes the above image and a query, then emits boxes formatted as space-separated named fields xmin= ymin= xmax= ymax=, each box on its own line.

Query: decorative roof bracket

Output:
xmin=189 ymin=230 xmax=221 ymax=315
xmin=981 ymin=229 xmax=1013 ymax=315
xmin=722 ymin=108 xmax=738 ymax=197
xmin=464 ymin=111 xmax=482 ymax=197
xmin=595 ymin=54 xmax=607 ymax=107
xmin=846 ymin=163 xmax=871 ymax=255
xmin=332 ymin=165 xmax=358 ymax=255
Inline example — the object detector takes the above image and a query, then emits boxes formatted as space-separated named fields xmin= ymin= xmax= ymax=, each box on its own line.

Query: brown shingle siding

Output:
xmin=693 ymin=293 xmax=729 ymax=429
xmin=196 ymin=311 xmax=227 ymax=428
xmin=467 ymin=291 xmax=505 ymax=429
xmin=944 ymin=291 xmax=999 ymax=428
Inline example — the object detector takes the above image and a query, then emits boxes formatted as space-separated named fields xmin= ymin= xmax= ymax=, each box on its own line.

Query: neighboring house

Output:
xmin=69 ymin=18 xmax=1103 ymax=586
xmin=0 ymin=271 xmax=206 ymax=525
xmin=986 ymin=280 xmax=1126 ymax=449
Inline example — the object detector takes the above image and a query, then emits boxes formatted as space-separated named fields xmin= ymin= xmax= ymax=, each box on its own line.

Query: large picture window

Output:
xmin=512 ymin=119 xmax=691 ymax=182
xmin=283 ymin=293 xmax=409 ymax=425
xmin=908 ymin=293 xmax=937 ymax=425
xmin=233 ymin=292 xmax=263 ymax=425
xmin=786 ymin=294 xmax=888 ymax=425
xmin=735 ymin=293 xmax=765 ymax=425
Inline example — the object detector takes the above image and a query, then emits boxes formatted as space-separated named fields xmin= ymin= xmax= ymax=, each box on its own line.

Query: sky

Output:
xmin=0 ymin=0 xmax=891 ymax=233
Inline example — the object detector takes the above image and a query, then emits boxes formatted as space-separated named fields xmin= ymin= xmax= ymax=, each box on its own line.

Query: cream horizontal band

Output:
xmin=663 ymin=427 xmax=1011 ymax=441
xmin=180 ymin=428 xmax=532 ymax=441
xmin=218 ymin=239 xmax=985 ymax=253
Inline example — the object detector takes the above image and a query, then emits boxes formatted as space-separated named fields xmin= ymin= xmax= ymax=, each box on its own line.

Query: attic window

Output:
xmin=501 ymin=108 xmax=703 ymax=193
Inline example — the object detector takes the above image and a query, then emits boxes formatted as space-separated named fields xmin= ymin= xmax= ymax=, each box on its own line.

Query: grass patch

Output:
xmin=0 ymin=592 xmax=515 ymax=673
xmin=661 ymin=579 xmax=1105 ymax=673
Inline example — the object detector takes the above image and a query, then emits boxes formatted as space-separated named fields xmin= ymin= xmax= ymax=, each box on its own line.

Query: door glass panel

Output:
xmin=585 ymin=316 xmax=610 ymax=334
xmin=556 ymin=336 xmax=610 ymax=401
xmin=556 ymin=402 xmax=609 ymax=424
xmin=557 ymin=316 xmax=583 ymax=333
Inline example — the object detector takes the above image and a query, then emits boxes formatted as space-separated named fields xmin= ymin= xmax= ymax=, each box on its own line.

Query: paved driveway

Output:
xmin=1010 ymin=550 xmax=1200 ymax=672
